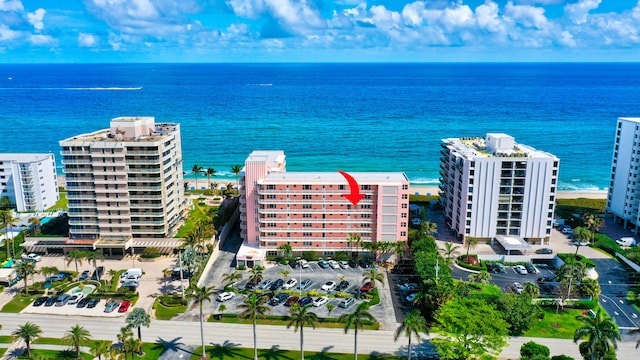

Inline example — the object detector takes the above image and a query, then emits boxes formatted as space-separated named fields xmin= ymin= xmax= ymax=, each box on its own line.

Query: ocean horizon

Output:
xmin=1 ymin=63 xmax=636 ymax=192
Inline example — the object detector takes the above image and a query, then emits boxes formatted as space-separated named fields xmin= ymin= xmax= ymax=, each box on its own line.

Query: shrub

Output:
xmin=592 ymin=234 xmax=623 ymax=256
xmin=302 ymin=251 xmax=319 ymax=261
xmin=568 ymin=299 xmax=597 ymax=309
xmin=551 ymin=356 xmax=575 ymax=360
xmin=520 ymin=341 xmax=550 ymax=360
xmin=237 ymin=264 xmax=246 ymax=270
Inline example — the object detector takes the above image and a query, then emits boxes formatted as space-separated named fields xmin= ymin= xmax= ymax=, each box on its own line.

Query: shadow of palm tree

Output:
xmin=367 ymin=352 xmax=391 ymax=360
xmin=259 ymin=345 xmax=293 ymax=360
xmin=209 ymin=340 xmax=249 ymax=359
xmin=153 ymin=336 xmax=193 ymax=355
xmin=307 ymin=346 xmax=338 ymax=360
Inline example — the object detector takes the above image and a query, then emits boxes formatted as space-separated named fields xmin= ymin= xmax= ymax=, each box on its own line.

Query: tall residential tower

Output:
xmin=0 ymin=154 xmax=59 ymax=212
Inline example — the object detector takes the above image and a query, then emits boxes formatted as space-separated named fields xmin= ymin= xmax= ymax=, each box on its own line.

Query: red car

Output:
xmin=360 ymin=282 xmax=374 ymax=293
xmin=118 ymin=301 xmax=131 ymax=313
xmin=284 ymin=296 xmax=299 ymax=307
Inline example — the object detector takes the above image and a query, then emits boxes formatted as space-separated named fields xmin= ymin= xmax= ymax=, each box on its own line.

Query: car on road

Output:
xmin=21 ymin=253 xmax=42 ymax=262
xmin=406 ymin=293 xmax=418 ymax=303
xmin=67 ymin=293 xmax=85 ymax=305
xmin=336 ymin=280 xmax=350 ymax=291
xmin=513 ymin=282 xmax=524 ymax=294
xmin=55 ymin=295 xmax=70 ymax=307
xmin=86 ymin=298 xmax=100 ymax=308
xmin=79 ymin=270 xmax=91 ymax=281
xmin=318 ymin=259 xmax=330 ymax=269
xmin=217 ymin=292 xmax=236 ymax=302
xmin=524 ymin=263 xmax=539 ymax=274
xmin=360 ymin=282 xmax=374 ymax=292
xmin=284 ymin=296 xmax=300 ymax=307
xmin=399 ymin=283 xmax=418 ymax=292
xmin=269 ymin=279 xmax=284 ymax=291
xmin=321 ymin=281 xmax=337 ymax=291
xmin=269 ymin=293 xmax=289 ymax=306
xmin=299 ymin=296 xmax=314 ymax=306
xmin=328 ymin=260 xmax=340 ymax=269
xmin=77 ymin=297 xmax=90 ymax=308
xmin=258 ymin=279 xmax=273 ymax=290
xmin=535 ymin=248 xmax=553 ymax=254
xmin=104 ymin=300 xmax=120 ymax=313
xmin=283 ymin=278 xmax=298 ymax=290
xmin=514 ymin=265 xmax=528 ymax=275
xmin=338 ymin=297 xmax=355 ymax=308
xmin=339 ymin=260 xmax=349 ymax=269
xmin=118 ymin=301 xmax=131 ymax=313
xmin=298 ymin=279 xmax=313 ymax=291
xmin=44 ymin=297 xmax=56 ymax=307
xmin=537 ymin=276 xmax=555 ymax=283
xmin=33 ymin=297 xmax=47 ymax=307
xmin=313 ymin=296 xmax=329 ymax=307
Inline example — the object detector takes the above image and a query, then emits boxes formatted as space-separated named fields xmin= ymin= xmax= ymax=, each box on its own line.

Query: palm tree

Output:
xmin=420 ymin=221 xmax=438 ymax=236
xmin=12 ymin=322 xmax=42 ymax=357
xmin=28 ymin=217 xmax=41 ymax=235
xmin=279 ymin=269 xmax=291 ymax=281
xmin=579 ymin=278 xmax=601 ymax=299
xmin=63 ymin=324 xmax=92 ymax=359
xmin=231 ymin=164 xmax=242 ymax=187
xmin=206 ymin=167 xmax=216 ymax=190
xmin=192 ymin=164 xmax=203 ymax=190
xmin=222 ymin=270 xmax=243 ymax=289
xmin=2 ymin=211 xmax=20 ymax=258
xmin=87 ymin=250 xmax=104 ymax=272
xmin=573 ymin=308 xmax=620 ymax=360
xmin=326 ymin=303 xmax=336 ymax=317
xmin=339 ymin=301 xmax=375 ymax=360
xmin=574 ymin=226 xmax=592 ymax=255
xmin=583 ymin=213 xmax=604 ymax=240
xmin=439 ymin=242 xmax=460 ymax=263
xmin=237 ymin=293 xmax=271 ymax=360
xmin=15 ymin=261 xmax=37 ymax=293
xmin=347 ymin=233 xmax=362 ymax=258
xmin=248 ymin=266 xmax=264 ymax=289
xmin=523 ymin=282 xmax=540 ymax=298
xmin=117 ymin=326 xmax=134 ymax=348
xmin=468 ymin=270 xmax=491 ymax=285
xmin=287 ymin=304 xmax=318 ymax=360
xmin=90 ymin=341 xmax=112 ymax=360
xmin=186 ymin=285 xmax=218 ymax=359
xmin=126 ymin=308 xmax=151 ymax=340
xmin=66 ymin=250 xmax=86 ymax=273
xmin=40 ymin=266 xmax=59 ymax=279
xmin=362 ymin=267 xmax=385 ymax=289
xmin=464 ymin=236 xmax=478 ymax=258
xmin=277 ymin=243 xmax=292 ymax=258
xmin=394 ymin=309 xmax=429 ymax=360
xmin=124 ymin=336 xmax=142 ymax=358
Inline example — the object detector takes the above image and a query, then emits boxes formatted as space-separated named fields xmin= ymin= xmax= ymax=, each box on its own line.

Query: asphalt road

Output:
xmin=594 ymin=258 xmax=640 ymax=329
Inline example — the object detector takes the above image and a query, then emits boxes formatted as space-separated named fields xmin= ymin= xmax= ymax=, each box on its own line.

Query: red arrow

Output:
xmin=338 ymin=170 xmax=364 ymax=206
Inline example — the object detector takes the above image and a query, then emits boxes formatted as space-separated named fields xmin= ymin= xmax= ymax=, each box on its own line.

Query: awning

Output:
xmin=495 ymin=235 xmax=532 ymax=254
xmin=237 ymin=244 xmax=266 ymax=262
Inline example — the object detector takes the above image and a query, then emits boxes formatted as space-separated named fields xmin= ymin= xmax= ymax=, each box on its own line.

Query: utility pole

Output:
xmin=435 ymin=257 xmax=440 ymax=284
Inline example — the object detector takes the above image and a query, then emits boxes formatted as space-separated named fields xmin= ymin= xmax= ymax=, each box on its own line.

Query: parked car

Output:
xmin=79 ymin=270 xmax=91 ymax=281
xmin=91 ymin=266 xmax=104 ymax=281
xmin=284 ymin=296 xmax=300 ymax=307
xmin=55 ymin=295 xmax=70 ymax=307
xmin=359 ymin=259 xmax=372 ymax=268
xmin=45 ymin=274 xmax=65 ymax=283
xmin=561 ymin=225 xmax=573 ymax=234
xmin=411 ymin=218 xmax=422 ymax=226
xmin=513 ymin=282 xmax=524 ymax=294
xmin=318 ymin=260 xmax=330 ymax=269
xmin=514 ymin=265 xmax=528 ymax=275
xmin=244 ymin=280 xmax=256 ymax=290
xmin=313 ymin=296 xmax=329 ymax=307
xmin=298 ymin=279 xmax=313 ymax=291
xmin=217 ymin=292 xmax=236 ymax=302
xmin=118 ymin=301 xmax=131 ymax=313
xmin=86 ymin=298 xmax=100 ymax=308
xmin=298 ymin=259 xmax=310 ymax=269
xmin=328 ymin=260 xmax=340 ymax=269
xmin=360 ymin=282 xmax=374 ymax=292
xmin=44 ymin=297 xmax=56 ymax=307
xmin=537 ymin=276 xmax=555 ymax=283
xmin=406 ymin=293 xmax=418 ymax=303
xmin=535 ymin=248 xmax=553 ymax=254
xmin=258 ymin=279 xmax=274 ymax=290
xmin=67 ymin=293 xmax=85 ymax=305
xmin=321 ymin=281 xmax=337 ymax=291
xmin=76 ymin=297 xmax=90 ymax=308
xmin=338 ymin=260 xmax=349 ymax=269
xmin=524 ymin=263 xmax=539 ymax=274
xmin=21 ymin=253 xmax=42 ymax=262
xmin=336 ymin=280 xmax=350 ymax=291
xmin=33 ymin=296 xmax=48 ymax=307
xmin=348 ymin=259 xmax=358 ymax=268
xmin=399 ymin=283 xmax=418 ymax=292
xmin=104 ymin=300 xmax=120 ymax=313
xmin=299 ymin=296 xmax=314 ymax=306
xmin=269 ymin=293 xmax=289 ymax=306
xmin=269 ymin=279 xmax=284 ymax=291
xmin=338 ymin=297 xmax=355 ymax=308
xmin=283 ymin=278 xmax=298 ymax=290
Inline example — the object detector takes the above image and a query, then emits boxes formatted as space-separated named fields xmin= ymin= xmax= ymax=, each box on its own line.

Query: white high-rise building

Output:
xmin=607 ymin=117 xmax=640 ymax=234
xmin=439 ymin=133 xmax=559 ymax=245
xmin=0 ymin=154 xmax=59 ymax=212
xmin=59 ymin=117 xmax=187 ymax=254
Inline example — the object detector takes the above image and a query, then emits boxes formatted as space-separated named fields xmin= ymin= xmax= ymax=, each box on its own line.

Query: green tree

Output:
xmin=439 ymin=242 xmax=460 ymax=264
xmin=12 ymin=322 xmax=42 ymax=357
xmin=574 ymin=227 xmax=592 ymax=255
xmin=231 ymin=164 xmax=242 ymax=186
xmin=2 ymin=211 xmax=19 ymax=258
xmin=186 ymin=285 xmax=218 ymax=359
xmin=573 ymin=308 xmax=620 ymax=360
xmin=87 ymin=250 xmax=104 ymax=272
xmin=520 ymin=341 xmax=551 ymax=360
xmin=248 ymin=266 xmax=264 ymax=289
xmin=338 ymin=301 xmax=375 ymax=360
xmin=420 ymin=221 xmax=438 ymax=237
xmin=523 ymin=282 xmax=541 ymax=298
xmin=464 ymin=236 xmax=478 ymax=258
xmin=222 ymin=270 xmax=243 ymax=289
xmin=347 ymin=233 xmax=362 ymax=258
xmin=90 ymin=341 xmax=112 ymax=360
xmin=125 ymin=308 xmax=151 ymax=340
xmin=63 ymin=324 xmax=92 ymax=359
xmin=279 ymin=269 xmax=291 ymax=281
xmin=394 ymin=309 xmax=429 ymax=360
xmin=362 ymin=267 xmax=384 ymax=289
xmin=28 ymin=217 xmax=42 ymax=235
xmin=39 ymin=266 xmax=59 ymax=279
xmin=206 ymin=167 xmax=216 ymax=190
xmin=496 ymin=293 xmax=542 ymax=336
xmin=551 ymin=356 xmax=575 ymax=360
xmin=15 ymin=260 xmax=37 ymax=293
xmin=66 ymin=250 xmax=86 ymax=273
xmin=579 ymin=278 xmax=601 ymax=299
xmin=117 ymin=326 xmax=133 ymax=347
xmin=277 ymin=243 xmax=292 ymax=258
xmin=326 ymin=303 xmax=336 ymax=317
xmin=433 ymin=298 xmax=509 ymax=360
xmin=124 ymin=336 xmax=142 ymax=358
xmin=287 ymin=304 xmax=318 ymax=360
xmin=583 ymin=213 xmax=604 ymax=241
xmin=237 ymin=293 xmax=271 ymax=360
xmin=191 ymin=164 xmax=203 ymax=190
xmin=468 ymin=271 xmax=491 ymax=285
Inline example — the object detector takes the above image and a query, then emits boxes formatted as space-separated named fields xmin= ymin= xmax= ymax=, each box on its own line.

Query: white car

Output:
xmin=22 ymin=253 xmax=42 ymax=262
xmin=298 ymin=259 xmax=310 ymax=269
xmin=321 ymin=281 xmax=337 ymax=291
xmin=515 ymin=265 xmax=528 ymax=275
xmin=328 ymin=260 xmax=340 ymax=269
xmin=283 ymin=278 xmax=298 ymax=290
xmin=67 ymin=292 xmax=85 ymax=305
xmin=312 ymin=296 xmax=329 ymax=307
xmin=338 ymin=260 xmax=349 ymax=269
xmin=217 ymin=292 xmax=236 ymax=302
xmin=513 ymin=282 xmax=524 ymax=294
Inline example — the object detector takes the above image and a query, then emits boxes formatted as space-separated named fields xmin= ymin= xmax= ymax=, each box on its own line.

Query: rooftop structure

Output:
xmin=0 ymin=153 xmax=59 ymax=212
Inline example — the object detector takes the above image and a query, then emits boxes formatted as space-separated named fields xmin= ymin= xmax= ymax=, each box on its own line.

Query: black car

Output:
xmin=537 ymin=276 xmax=555 ymax=283
xmin=91 ymin=266 xmax=104 ymax=281
xmin=86 ymin=298 xmax=100 ymax=308
xmin=76 ymin=297 xmax=90 ymax=308
xmin=299 ymin=296 xmax=314 ymax=307
xmin=288 ymin=259 xmax=298 ymax=268
xmin=244 ymin=280 xmax=256 ymax=290
xmin=336 ymin=280 xmax=350 ymax=291
xmin=359 ymin=259 xmax=372 ymax=268
xmin=269 ymin=279 xmax=284 ymax=291
xmin=44 ymin=297 xmax=56 ymax=306
xmin=348 ymin=259 xmax=358 ymax=268
xmin=269 ymin=293 xmax=289 ymax=306
xmin=33 ymin=296 xmax=48 ymax=307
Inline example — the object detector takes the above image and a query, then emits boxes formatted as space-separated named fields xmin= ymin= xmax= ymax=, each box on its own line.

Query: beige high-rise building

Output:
xmin=59 ymin=117 xmax=187 ymax=254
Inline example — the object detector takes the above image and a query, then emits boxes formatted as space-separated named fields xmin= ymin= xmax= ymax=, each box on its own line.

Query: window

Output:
xmin=303 ymin=232 xmax=312 ymax=237
xmin=361 ymin=213 xmax=371 ymax=218
xmin=302 ymin=204 xmax=312 ymax=209
xmin=302 ymin=194 xmax=312 ymax=200
xmin=401 ymin=204 xmax=407 ymax=208
xmin=303 ymin=223 xmax=312 ymax=227
xmin=266 ymin=184 xmax=275 ymax=190
xmin=303 ymin=241 xmax=312 ymax=246
xmin=361 ymin=185 xmax=371 ymax=190
xmin=401 ymin=213 xmax=407 ymax=218
xmin=303 ymin=185 xmax=312 ymax=190
xmin=400 ymin=231 xmax=406 ymax=237
xmin=302 ymin=214 xmax=312 ymax=218
xmin=401 ymin=222 xmax=407 ymax=227
xmin=402 ymin=184 xmax=408 ymax=190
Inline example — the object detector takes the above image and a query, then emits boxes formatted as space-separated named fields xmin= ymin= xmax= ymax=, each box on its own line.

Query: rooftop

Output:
xmin=443 ymin=133 xmax=557 ymax=160
xmin=263 ymin=171 xmax=408 ymax=183
xmin=0 ymin=153 xmax=54 ymax=162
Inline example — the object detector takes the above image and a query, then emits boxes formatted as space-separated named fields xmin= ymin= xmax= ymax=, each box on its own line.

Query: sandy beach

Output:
xmin=410 ymin=185 xmax=607 ymax=200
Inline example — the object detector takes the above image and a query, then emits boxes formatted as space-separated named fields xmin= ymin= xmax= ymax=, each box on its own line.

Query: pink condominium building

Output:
xmin=238 ymin=150 xmax=410 ymax=266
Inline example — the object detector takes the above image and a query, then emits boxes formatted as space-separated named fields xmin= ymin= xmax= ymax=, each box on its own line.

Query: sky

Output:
xmin=1 ymin=0 xmax=640 ymax=62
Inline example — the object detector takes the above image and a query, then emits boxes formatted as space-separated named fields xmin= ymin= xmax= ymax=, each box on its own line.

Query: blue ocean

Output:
xmin=1 ymin=63 xmax=638 ymax=191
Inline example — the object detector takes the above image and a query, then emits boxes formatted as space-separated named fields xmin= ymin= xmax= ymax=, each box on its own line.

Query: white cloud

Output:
xmin=505 ymin=1 xmax=550 ymax=29
xmin=0 ymin=24 xmax=19 ymax=42
xmin=0 ymin=0 xmax=23 ymax=12
xmin=558 ymin=30 xmax=576 ymax=47
xmin=564 ymin=0 xmax=601 ymax=25
xmin=27 ymin=8 xmax=46 ymax=32
xmin=29 ymin=34 xmax=54 ymax=45
xmin=226 ymin=0 xmax=264 ymax=18
xmin=476 ymin=1 xmax=506 ymax=34
xmin=78 ymin=33 xmax=98 ymax=47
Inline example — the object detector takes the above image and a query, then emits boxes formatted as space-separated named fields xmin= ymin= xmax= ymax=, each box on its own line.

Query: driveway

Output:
xmin=594 ymin=258 xmax=640 ymax=329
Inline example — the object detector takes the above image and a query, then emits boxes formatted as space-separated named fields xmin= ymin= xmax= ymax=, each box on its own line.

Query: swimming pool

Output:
xmin=40 ymin=217 xmax=54 ymax=225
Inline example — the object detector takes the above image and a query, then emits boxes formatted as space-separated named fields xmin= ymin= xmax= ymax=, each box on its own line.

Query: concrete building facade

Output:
xmin=56 ymin=117 xmax=187 ymax=254
xmin=238 ymin=150 xmax=410 ymax=266
xmin=439 ymin=133 xmax=559 ymax=245
xmin=0 ymin=154 xmax=59 ymax=212
xmin=607 ymin=117 xmax=640 ymax=234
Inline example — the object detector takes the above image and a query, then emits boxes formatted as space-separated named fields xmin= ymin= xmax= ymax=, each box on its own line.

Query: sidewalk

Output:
xmin=1 ymin=339 xmax=95 ymax=360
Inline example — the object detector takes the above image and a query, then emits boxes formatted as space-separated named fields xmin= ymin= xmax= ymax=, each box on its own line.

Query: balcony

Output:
xmin=130 ymin=202 xmax=165 ymax=209
xmin=125 ymin=150 xmax=159 ymax=156
xmin=62 ymin=159 xmax=93 ymax=165
xmin=132 ymin=228 xmax=167 ymax=235
xmin=67 ymin=194 xmax=96 ymax=200
xmin=257 ymin=208 xmax=376 ymax=215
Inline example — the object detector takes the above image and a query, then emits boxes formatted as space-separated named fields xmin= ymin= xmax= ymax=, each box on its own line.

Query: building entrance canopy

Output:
xmin=236 ymin=244 xmax=266 ymax=268
xmin=494 ymin=235 xmax=532 ymax=255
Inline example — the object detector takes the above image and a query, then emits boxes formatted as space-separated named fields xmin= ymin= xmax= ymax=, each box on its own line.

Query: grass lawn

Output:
xmin=1 ymin=294 xmax=38 ymax=313
xmin=0 ymin=348 xmax=6 ymax=357
xmin=524 ymin=307 xmax=585 ymax=339
xmin=46 ymin=191 xmax=68 ymax=211
xmin=0 ymin=336 xmax=12 ymax=344
xmin=175 ymin=199 xmax=216 ymax=238
xmin=193 ymin=345 xmax=403 ymax=360
xmin=209 ymin=316 xmax=379 ymax=330
xmin=18 ymin=349 xmax=92 ymax=359
xmin=154 ymin=301 xmax=187 ymax=320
